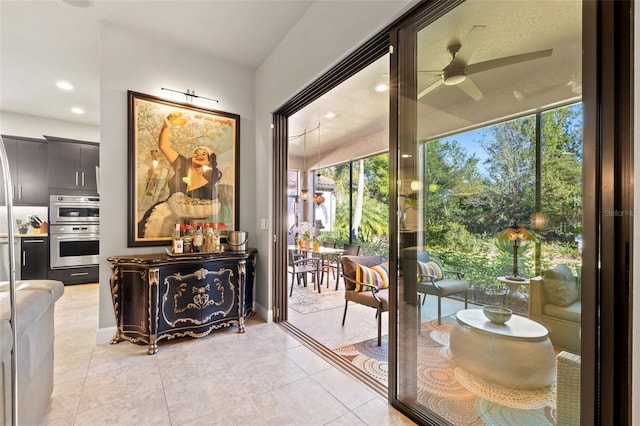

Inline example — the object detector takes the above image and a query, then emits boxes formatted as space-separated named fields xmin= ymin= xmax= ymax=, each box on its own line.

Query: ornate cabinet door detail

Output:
xmin=161 ymin=266 xmax=237 ymax=327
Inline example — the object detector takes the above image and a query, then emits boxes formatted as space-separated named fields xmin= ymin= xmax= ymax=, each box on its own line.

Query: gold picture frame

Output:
xmin=127 ymin=91 xmax=240 ymax=247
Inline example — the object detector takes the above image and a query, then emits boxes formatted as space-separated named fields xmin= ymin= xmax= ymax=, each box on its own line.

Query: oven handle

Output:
xmin=51 ymin=201 xmax=99 ymax=206
xmin=51 ymin=235 xmax=99 ymax=241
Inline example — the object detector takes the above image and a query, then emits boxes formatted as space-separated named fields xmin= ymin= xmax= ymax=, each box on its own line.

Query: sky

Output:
xmin=440 ymin=127 xmax=489 ymax=164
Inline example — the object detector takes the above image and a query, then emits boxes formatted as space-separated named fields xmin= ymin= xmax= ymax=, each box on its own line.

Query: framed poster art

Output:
xmin=127 ymin=91 xmax=240 ymax=247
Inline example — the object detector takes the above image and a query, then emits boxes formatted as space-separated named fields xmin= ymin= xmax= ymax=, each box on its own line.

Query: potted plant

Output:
xmin=294 ymin=221 xmax=313 ymax=248
xmin=16 ymin=219 xmax=28 ymax=234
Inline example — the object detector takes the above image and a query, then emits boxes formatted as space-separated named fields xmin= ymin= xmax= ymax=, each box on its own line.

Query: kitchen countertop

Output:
xmin=0 ymin=233 xmax=49 ymax=238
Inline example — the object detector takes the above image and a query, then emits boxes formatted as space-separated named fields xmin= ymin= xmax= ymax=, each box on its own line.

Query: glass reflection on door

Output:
xmin=395 ymin=1 xmax=582 ymax=424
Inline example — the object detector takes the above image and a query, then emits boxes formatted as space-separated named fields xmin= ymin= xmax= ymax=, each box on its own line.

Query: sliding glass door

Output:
xmin=393 ymin=1 xmax=585 ymax=423
xmin=274 ymin=0 xmax=629 ymax=423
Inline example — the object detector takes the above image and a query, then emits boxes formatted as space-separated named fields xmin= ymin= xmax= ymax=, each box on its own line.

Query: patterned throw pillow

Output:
xmin=417 ymin=260 xmax=443 ymax=281
xmin=355 ymin=262 xmax=389 ymax=292
xmin=373 ymin=262 xmax=389 ymax=289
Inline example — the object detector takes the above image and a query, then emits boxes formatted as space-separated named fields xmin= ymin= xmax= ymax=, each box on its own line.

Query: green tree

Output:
xmin=321 ymin=163 xmax=350 ymax=242
xmin=423 ymin=139 xmax=483 ymax=247
xmin=318 ymin=154 xmax=389 ymax=244
xmin=540 ymin=106 xmax=582 ymax=240
xmin=362 ymin=153 xmax=389 ymax=204
xmin=480 ymin=117 xmax=536 ymax=233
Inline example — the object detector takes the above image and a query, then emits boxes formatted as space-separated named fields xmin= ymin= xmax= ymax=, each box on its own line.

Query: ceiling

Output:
xmin=0 ymin=0 xmax=314 ymax=127
xmin=0 ymin=0 xmax=581 ymax=163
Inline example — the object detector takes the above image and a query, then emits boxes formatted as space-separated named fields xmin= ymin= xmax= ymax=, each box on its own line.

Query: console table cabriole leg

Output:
xmin=147 ymin=268 xmax=159 ymax=354
xmin=109 ymin=264 xmax=123 ymax=344
xmin=238 ymin=260 xmax=246 ymax=333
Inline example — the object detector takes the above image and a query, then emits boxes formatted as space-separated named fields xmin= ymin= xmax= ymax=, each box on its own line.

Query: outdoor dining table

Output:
xmin=288 ymin=245 xmax=346 ymax=290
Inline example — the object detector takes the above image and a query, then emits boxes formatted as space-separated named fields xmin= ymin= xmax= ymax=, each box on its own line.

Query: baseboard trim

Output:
xmin=95 ymin=326 xmax=116 ymax=344
xmin=254 ymin=302 xmax=270 ymax=322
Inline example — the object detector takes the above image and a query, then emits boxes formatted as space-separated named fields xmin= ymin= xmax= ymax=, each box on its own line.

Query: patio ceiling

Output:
xmin=289 ymin=0 xmax=581 ymax=164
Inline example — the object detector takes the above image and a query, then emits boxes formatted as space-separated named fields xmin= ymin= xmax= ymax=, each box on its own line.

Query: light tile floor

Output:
xmin=288 ymin=273 xmax=473 ymax=350
xmin=41 ymin=283 xmax=416 ymax=425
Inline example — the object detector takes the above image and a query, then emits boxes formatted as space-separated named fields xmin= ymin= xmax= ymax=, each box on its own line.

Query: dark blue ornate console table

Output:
xmin=108 ymin=249 xmax=256 ymax=354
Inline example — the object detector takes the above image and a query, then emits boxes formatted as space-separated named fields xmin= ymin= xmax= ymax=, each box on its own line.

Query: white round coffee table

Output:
xmin=449 ymin=309 xmax=556 ymax=390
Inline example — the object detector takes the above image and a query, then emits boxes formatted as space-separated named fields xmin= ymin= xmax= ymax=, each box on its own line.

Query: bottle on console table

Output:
xmin=212 ymin=223 xmax=221 ymax=252
xmin=204 ymin=224 xmax=212 ymax=252
xmin=183 ymin=236 xmax=193 ymax=253
xmin=202 ymin=223 xmax=209 ymax=252
xmin=172 ymin=223 xmax=183 ymax=254
xmin=183 ymin=221 xmax=194 ymax=253
xmin=193 ymin=225 xmax=203 ymax=253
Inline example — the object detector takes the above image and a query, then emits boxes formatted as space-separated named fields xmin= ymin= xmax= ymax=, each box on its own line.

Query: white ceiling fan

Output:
xmin=417 ymin=25 xmax=553 ymax=101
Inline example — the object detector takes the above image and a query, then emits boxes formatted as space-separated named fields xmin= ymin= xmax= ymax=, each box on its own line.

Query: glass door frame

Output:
xmin=272 ymin=30 xmax=391 ymax=323
xmin=386 ymin=0 xmax=631 ymax=424
xmin=271 ymin=0 xmax=631 ymax=424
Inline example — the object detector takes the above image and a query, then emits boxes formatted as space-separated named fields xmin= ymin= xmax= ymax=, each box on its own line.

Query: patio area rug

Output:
xmin=288 ymin=282 xmax=344 ymax=314
xmin=334 ymin=315 xmax=557 ymax=425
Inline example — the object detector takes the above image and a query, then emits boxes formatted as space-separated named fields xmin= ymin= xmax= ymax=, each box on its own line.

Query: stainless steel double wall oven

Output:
xmin=49 ymin=195 xmax=99 ymax=269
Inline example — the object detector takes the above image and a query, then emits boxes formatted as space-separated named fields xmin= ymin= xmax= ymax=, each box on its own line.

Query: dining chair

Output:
xmin=288 ymin=249 xmax=321 ymax=296
xmin=326 ymin=243 xmax=361 ymax=289
xmin=342 ymin=243 xmax=361 ymax=256
xmin=319 ymin=241 xmax=337 ymax=287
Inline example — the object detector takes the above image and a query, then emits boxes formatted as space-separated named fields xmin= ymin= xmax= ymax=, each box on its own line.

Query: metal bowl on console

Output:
xmin=482 ymin=305 xmax=512 ymax=324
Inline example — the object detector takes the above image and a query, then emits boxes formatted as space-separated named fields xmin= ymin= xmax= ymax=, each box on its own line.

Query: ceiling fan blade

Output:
xmin=454 ymin=25 xmax=487 ymax=65
xmin=467 ymin=49 xmax=553 ymax=75
xmin=456 ymin=77 xmax=483 ymax=100
xmin=417 ymin=78 xmax=444 ymax=100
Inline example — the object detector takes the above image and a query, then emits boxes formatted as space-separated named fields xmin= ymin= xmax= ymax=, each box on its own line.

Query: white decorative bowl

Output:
xmin=482 ymin=305 xmax=512 ymax=324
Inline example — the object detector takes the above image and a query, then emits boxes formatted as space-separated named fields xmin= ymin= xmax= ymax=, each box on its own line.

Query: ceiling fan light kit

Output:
xmin=62 ymin=0 xmax=93 ymax=8
xmin=443 ymin=72 xmax=466 ymax=86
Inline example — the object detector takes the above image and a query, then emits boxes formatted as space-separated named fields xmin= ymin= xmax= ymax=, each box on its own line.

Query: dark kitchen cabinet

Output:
xmin=20 ymin=236 xmax=48 ymax=280
xmin=0 ymin=135 xmax=48 ymax=205
xmin=47 ymin=265 xmax=98 ymax=285
xmin=45 ymin=136 xmax=99 ymax=194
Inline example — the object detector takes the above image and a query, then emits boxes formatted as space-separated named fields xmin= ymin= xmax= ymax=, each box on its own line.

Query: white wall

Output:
xmin=0 ymin=111 xmax=99 ymax=142
xmin=254 ymin=0 xmax=416 ymax=319
xmin=96 ymin=0 xmax=416 ymax=341
xmin=98 ymin=23 xmax=256 ymax=341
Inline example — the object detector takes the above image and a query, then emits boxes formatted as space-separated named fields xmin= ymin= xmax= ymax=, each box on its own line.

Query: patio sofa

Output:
xmin=529 ymin=264 xmax=581 ymax=354
xmin=0 ymin=280 xmax=64 ymax=426
xmin=556 ymin=350 xmax=581 ymax=426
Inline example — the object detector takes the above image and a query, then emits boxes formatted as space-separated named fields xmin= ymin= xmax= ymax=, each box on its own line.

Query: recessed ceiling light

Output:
xmin=375 ymin=84 xmax=388 ymax=92
xmin=63 ymin=0 xmax=94 ymax=8
xmin=56 ymin=81 xmax=73 ymax=90
xmin=324 ymin=112 xmax=336 ymax=119
xmin=401 ymin=154 xmax=412 ymax=158
xmin=71 ymin=107 xmax=85 ymax=114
